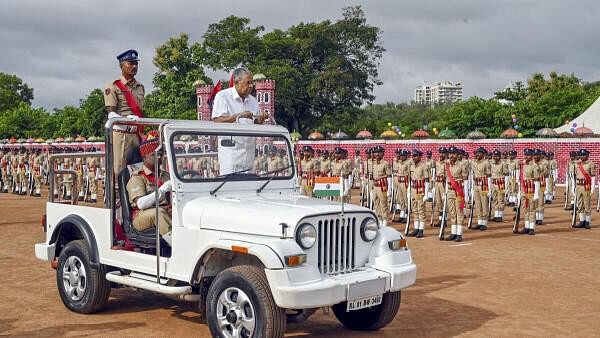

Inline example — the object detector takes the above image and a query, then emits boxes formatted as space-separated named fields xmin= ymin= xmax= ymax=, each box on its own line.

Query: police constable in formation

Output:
xmin=370 ymin=146 xmax=391 ymax=224
xmin=443 ymin=146 xmax=469 ymax=241
xmin=519 ymin=149 xmax=541 ymax=235
xmin=574 ymin=149 xmax=596 ymax=229
xmin=471 ymin=147 xmax=491 ymax=230
xmin=490 ymin=150 xmax=509 ymax=222
xmin=432 ymin=147 xmax=447 ymax=227
xmin=407 ymin=150 xmax=429 ymax=238
xmin=393 ymin=149 xmax=411 ymax=222
xmin=299 ymin=146 xmax=319 ymax=197
xmin=104 ymin=49 xmax=145 ymax=176
xmin=331 ymin=147 xmax=351 ymax=202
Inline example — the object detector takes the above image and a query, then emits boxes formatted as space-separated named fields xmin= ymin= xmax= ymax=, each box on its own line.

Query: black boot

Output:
xmin=454 ymin=235 xmax=463 ymax=242
xmin=445 ymin=234 xmax=456 ymax=241
xmin=416 ymin=229 xmax=424 ymax=238
xmin=408 ymin=229 xmax=419 ymax=237
xmin=574 ymin=221 xmax=585 ymax=228
xmin=585 ymin=221 xmax=591 ymax=229
xmin=520 ymin=228 xmax=530 ymax=234
xmin=479 ymin=225 xmax=488 ymax=231
xmin=528 ymin=229 xmax=535 ymax=235
xmin=433 ymin=222 xmax=441 ymax=228
xmin=471 ymin=223 xmax=481 ymax=230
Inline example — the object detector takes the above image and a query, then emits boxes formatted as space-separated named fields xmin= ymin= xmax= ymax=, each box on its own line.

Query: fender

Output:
xmin=50 ymin=214 xmax=100 ymax=269
xmin=189 ymin=238 xmax=304 ymax=284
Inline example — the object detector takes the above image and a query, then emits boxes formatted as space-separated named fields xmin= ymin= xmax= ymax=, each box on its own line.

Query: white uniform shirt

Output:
xmin=211 ymin=87 xmax=259 ymax=175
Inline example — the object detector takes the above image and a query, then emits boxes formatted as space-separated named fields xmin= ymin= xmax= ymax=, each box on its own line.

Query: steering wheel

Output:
xmin=180 ymin=169 xmax=203 ymax=179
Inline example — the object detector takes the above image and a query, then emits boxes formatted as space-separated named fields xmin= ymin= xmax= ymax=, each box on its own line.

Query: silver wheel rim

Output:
xmin=61 ymin=256 xmax=87 ymax=301
xmin=216 ymin=287 xmax=256 ymax=338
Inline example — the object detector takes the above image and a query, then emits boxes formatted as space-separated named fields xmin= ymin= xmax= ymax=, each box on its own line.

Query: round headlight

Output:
xmin=360 ymin=218 xmax=379 ymax=241
xmin=296 ymin=223 xmax=317 ymax=249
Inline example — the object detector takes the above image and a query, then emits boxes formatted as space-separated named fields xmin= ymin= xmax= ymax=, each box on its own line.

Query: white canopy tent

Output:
xmin=555 ymin=96 xmax=600 ymax=134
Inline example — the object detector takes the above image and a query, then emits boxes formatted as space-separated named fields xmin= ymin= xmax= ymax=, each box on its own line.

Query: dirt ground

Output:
xmin=1 ymin=188 xmax=599 ymax=337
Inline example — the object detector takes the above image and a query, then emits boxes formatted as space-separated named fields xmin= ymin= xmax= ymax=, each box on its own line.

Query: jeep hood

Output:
xmin=181 ymin=193 xmax=369 ymax=237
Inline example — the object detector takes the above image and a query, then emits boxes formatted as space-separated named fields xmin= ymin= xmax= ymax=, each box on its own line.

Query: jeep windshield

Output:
xmin=170 ymin=131 xmax=294 ymax=182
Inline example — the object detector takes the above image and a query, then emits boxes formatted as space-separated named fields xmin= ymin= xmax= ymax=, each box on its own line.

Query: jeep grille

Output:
xmin=317 ymin=217 xmax=356 ymax=274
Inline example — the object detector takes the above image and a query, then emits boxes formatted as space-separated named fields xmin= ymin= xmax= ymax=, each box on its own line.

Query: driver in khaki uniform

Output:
xmin=126 ymin=133 xmax=173 ymax=244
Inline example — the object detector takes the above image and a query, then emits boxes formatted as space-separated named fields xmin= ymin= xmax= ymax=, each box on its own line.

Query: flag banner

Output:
xmin=313 ymin=177 xmax=342 ymax=197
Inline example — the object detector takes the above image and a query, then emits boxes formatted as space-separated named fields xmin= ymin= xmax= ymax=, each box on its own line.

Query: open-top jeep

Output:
xmin=35 ymin=118 xmax=416 ymax=337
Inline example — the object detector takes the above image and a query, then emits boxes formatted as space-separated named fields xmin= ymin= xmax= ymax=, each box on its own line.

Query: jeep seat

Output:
xmin=118 ymin=167 xmax=159 ymax=248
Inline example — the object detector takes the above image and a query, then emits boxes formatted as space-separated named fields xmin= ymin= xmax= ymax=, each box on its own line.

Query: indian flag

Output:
xmin=313 ymin=177 xmax=342 ymax=197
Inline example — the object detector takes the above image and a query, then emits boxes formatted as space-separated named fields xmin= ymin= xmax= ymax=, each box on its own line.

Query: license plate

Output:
xmin=346 ymin=294 xmax=382 ymax=311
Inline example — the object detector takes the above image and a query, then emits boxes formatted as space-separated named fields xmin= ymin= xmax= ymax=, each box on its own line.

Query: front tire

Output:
xmin=332 ymin=291 xmax=401 ymax=331
xmin=206 ymin=265 xmax=285 ymax=338
xmin=56 ymin=240 xmax=111 ymax=313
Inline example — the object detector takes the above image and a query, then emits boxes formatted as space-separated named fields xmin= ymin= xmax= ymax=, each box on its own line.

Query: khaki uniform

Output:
xmin=1 ymin=153 xmax=9 ymax=191
xmin=520 ymin=161 xmax=540 ymax=231
xmin=410 ymin=161 xmax=430 ymax=229
xmin=472 ymin=159 xmax=491 ymax=227
xmin=332 ymin=159 xmax=351 ymax=202
xmin=491 ymin=160 xmax=509 ymax=218
xmin=393 ymin=159 xmax=411 ymax=219
xmin=575 ymin=160 xmax=596 ymax=221
xmin=432 ymin=159 xmax=446 ymax=223
xmin=547 ymin=159 xmax=558 ymax=200
xmin=33 ymin=155 xmax=43 ymax=195
xmin=300 ymin=157 xmax=319 ymax=197
xmin=104 ymin=76 xmax=145 ymax=176
xmin=319 ymin=158 xmax=331 ymax=177
xmin=372 ymin=160 xmax=391 ymax=220
xmin=536 ymin=159 xmax=549 ymax=219
xmin=126 ymin=166 xmax=171 ymax=235
xmin=62 ymin=158 xmax=74 ymax=197
xmin=507 ymin=158 xmax=519 ymax=204
xmin=87 ymin=157 xmax=99 ymax=199
xmin=446 ymin=161 xmax=468 ymax=236
xmin=352 ymin=156 xmax=362 ymax=188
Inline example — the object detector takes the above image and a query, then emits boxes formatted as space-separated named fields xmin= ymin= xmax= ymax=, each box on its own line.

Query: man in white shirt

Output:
xmin=211 ymin=67 xmax=270 ymax=175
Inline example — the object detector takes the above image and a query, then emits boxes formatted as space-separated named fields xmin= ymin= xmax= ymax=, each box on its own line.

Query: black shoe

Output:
xmin=535 ymin=220 xmax=541 ymax=225
xmin=19 ymin=191 xmax=26 ymax=195
xmin=78 ymin=196 xmax=84 ymax=201
xmin=493 ymin=217 xmax=500 ymax=222
xmin=520 ymin=228 xmax=530 ymax=234
xmin=574 ymin=221 xmax=585 ymax=228
xmin=454 ymin=235 xmax=463 ymax=242
xmin=445 ymin=234 xmax=456 ymax=241
xmin=416 ymin=229 xmax=424 ymax=238
xmin=433 ymin=222 xmax=441 ymax=228
xmin=545 ymin=200 xmax=552 ymax=204
xmin=471 ymin=224 xmax=481 ymax=230
xmin=90 ymin=199 xmax=97 ymax=203
xmin=528 ymin=229 xmax=535 ymax=235
xmin=34 ymin=193 xmax=41 ymax=197
xmin=497 ymin=218 xmax=504 ymax=223
xmin=408 ymin=229 xmax=419 ymax=237
xmin=585 ymin=221 xmax=591 ymax=229
xmin=479 ymin=225 xmax=488 ymax=231
xmin=399 ymin=218 xmax=406 ymax=223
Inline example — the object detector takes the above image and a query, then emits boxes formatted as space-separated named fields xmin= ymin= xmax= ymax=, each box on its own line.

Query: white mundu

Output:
xmin=212 ymin=87 xmax=259 ymax=175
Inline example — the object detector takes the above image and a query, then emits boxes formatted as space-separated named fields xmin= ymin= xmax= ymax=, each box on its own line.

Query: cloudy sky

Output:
xmin=2 ymin=0 xmax=600 ymax=110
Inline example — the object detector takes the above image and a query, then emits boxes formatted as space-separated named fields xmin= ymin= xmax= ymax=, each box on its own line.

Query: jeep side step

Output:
xmin=105 ymin=271 xmax=196 ymax=299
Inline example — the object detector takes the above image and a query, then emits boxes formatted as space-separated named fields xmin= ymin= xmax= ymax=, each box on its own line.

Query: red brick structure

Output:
xmin=297 ymin=138 xmax=600 ymax=183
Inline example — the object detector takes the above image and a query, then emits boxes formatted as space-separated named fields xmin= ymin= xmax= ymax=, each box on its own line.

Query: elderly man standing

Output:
xmin=211 ymin=67 xmax=270 ymax=175
xmin=104 ymin=49 xmax=145 ymax=176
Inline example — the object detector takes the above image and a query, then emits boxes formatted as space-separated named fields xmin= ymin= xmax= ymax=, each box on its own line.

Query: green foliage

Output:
xmin=145 ymin=33 xmax=210 ymax=120
xmin=0 ymin=73 xmax=34 ymax=113
xmin=0 ymin=102 xmax=49 ymax=138
xmin=198 ymin=6 xmax=384 ymax=134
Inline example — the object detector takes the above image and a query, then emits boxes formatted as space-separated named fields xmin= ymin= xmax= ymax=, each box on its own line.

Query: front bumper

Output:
xmin=265 ymin=249 xmax=416 ymax=309
xmin=34 ymin=242 xmax=55 ymax=261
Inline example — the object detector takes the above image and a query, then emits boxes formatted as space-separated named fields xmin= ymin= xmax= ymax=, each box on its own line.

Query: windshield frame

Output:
xmin=169 ymin=130 xmax=296 ymax=183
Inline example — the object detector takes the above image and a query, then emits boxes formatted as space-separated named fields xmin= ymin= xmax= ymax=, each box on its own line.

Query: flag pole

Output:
xmin=340 ymin=176 xmax=345 ymax=216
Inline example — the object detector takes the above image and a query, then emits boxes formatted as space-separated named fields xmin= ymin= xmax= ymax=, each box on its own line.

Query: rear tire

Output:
xmin=332 ymin=291 xmax=401 ymax=331
xmin=206 ymin=265 xmax=285 ymax=338
xmin=56 ymin=240 xmax=110 ymax=313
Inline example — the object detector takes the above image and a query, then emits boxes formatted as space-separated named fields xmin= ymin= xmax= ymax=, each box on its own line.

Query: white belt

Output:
xmin=113 ymin=125 xmax=137 ymax=133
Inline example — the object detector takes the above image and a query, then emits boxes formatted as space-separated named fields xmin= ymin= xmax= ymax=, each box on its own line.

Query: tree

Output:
xmin=77 ymin=89 xmax=106 ymax=137
xmin=145 ymin=33 xmax=210 ymax=120
xmin=0 ymin=102 xmax=49 ymax=138
xmin=199 ymin=6 xmax=385 ymax=135
xmin=0 ymin=73 xmax=34 ymax=113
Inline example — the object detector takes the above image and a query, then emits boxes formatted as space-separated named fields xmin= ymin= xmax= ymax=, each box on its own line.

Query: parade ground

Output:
xmin=1 ymin=188 xmax=599 ymax=337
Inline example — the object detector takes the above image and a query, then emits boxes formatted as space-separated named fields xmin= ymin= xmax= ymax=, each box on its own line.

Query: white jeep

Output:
xmin=35 ymin=118 xmax=416 ymax=337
